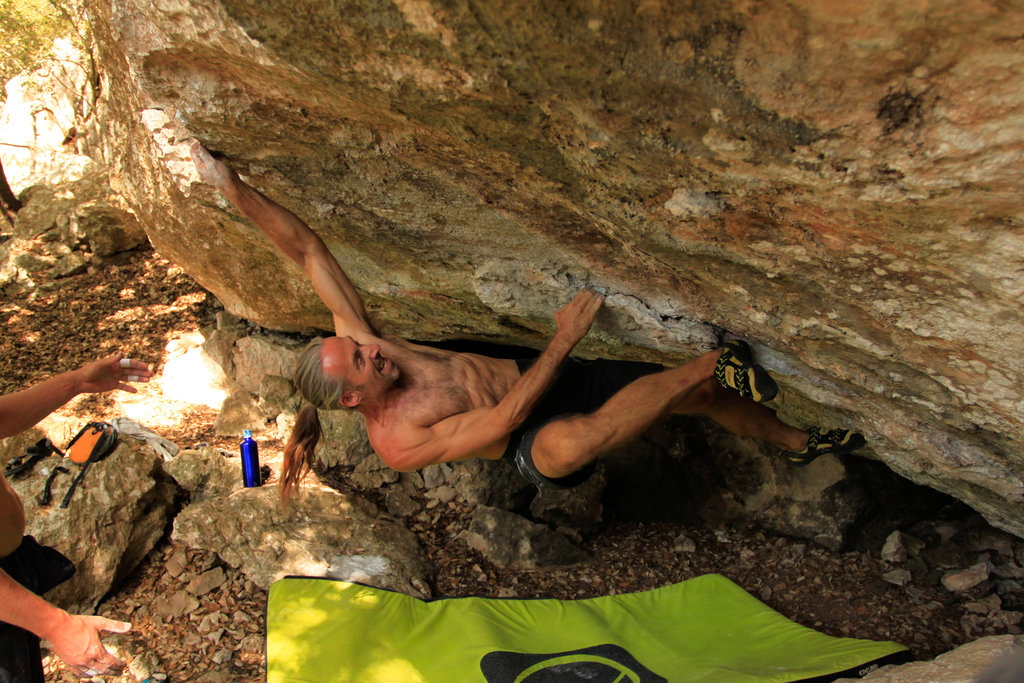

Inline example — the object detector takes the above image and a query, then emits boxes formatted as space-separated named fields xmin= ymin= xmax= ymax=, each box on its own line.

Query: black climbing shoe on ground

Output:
xmin=783 ymin=427 xmax=866 ymax=467
xmin=714 ymin=339 xmax=779 ymax=403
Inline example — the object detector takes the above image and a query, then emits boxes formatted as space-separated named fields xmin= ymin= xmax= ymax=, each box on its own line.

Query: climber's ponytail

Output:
xmin=280 ymin=336 xmax=353 ymax=508
xmin=280 ymin=405 xmax=322 ymax=508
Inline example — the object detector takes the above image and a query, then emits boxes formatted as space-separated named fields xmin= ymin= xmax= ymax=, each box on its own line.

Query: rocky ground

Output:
xmin=2 ymin=240 xmax=1021 ymax=682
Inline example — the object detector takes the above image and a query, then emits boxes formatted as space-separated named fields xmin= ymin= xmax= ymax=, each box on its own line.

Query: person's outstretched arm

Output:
xmin=0 ymin=566 xmax=129 ymax=678
xmin=190 ymin=142 xmax=375 ymax=340
xmin=0 ymin=353 xmax=151 ymax=439
xmin=377 ymin=288 xmax=605 ymax=470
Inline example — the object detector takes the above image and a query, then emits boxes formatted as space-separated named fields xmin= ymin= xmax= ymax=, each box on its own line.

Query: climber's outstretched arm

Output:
xmin=190 ymin=142 xmax=374 ymax=339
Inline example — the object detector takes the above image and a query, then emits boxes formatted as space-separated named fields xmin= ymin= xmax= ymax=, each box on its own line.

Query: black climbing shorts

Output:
xmin=0 ymin=536 xmax=76 ymax=683
xmin=503 ymin=357 xmax=665 ymax=489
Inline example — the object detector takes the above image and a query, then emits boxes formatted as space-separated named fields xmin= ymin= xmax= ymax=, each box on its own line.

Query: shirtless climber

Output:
xmin=189 ymin=142 xmax=866 ymax=504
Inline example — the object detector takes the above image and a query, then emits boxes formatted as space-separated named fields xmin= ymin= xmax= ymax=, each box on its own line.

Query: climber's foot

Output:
xmin=714 ymin=339 xmax=778 ymax=403
xmin=783 ymin=427 xmax=866 ymax=467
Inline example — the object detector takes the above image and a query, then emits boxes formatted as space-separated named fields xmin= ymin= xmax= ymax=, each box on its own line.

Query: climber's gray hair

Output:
xmin=293 ymin=337 xmax=349 ymax=411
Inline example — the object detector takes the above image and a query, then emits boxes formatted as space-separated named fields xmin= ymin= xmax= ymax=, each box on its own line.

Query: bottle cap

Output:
xmin=243 ymin=429 xmax=252 ymax=438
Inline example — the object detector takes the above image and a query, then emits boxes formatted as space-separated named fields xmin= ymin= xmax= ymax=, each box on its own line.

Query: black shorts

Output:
xmin=503 ymin=357 xmax=665 ymax=489
xmin=0 ymin=536 xmax=76 ymax=683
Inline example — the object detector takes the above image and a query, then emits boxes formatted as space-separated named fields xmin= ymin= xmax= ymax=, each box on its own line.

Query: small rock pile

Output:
xmin=879 ymin=526 xmax=1024 ymax=642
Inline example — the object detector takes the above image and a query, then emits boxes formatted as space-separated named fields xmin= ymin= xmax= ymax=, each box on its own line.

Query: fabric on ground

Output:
xmin=265 ymin=573 xmax=910 ymax=682
xmin=110 ymin=417 xmax=178 ymax=460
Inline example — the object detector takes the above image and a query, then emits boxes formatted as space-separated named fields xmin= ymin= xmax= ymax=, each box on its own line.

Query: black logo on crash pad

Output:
xmin=480 ymin=643 xmax=667 ymax=682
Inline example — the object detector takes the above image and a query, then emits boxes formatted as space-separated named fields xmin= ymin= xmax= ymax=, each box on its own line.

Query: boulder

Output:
xmin=163 ymin=446 xmax=242 ymax=503
xmin=347 ymin=454 xmax=401 ymax=490
xmin=836 ymin=634 xmax=1024 ymax=682
xmin=882 ymin=569 xmax=912 ymax=587
xmin=48 ymin=251 xmax=88 ymax=279
xmin=316 ymin=409 xmax=376 ymax=470
xmin=257 ymin=374 xmax=301 ymax=419
xmin=465 ymin=505 xmax=591 ymax=569
xmin=943 ymin=562 xmax=994 ymax=593
xmin=82 ymin=0 xmax=1024 ymax=540
xmin=160 ymin=333 xmax=239 ymax=411
xmin=529 ymin=467 xmax=607 ymax=534
xmin=706 ymin=430 xmax=868 ymax=550
xmin=73 ymin=200 xmax=148 ymax=258
xmin=445 ymin=458 xmax=535 ymax=511
xmin=212 ymin=389 xmax=264 ymax=438
xmin=3 ymin=428 xmax=177 ymax=613
xmin=880 ymin=532 xmax=907 ymax=564
xmin=168 ymin=453 xmax=431 ymax=597
xmin=384 ymin=485 xmax=421 ymax=518
xmin=200 ymin=317 xmax=245 ymax=379
xmin=12 ymin=180 xmax=84 ymax=240
xmin=231 ymin=334 xmax=303 ymax=395
xmin=0 ymin=38 xmax=99 ymax=192
xmin=10 ymin=170 xmax=146 ymax=258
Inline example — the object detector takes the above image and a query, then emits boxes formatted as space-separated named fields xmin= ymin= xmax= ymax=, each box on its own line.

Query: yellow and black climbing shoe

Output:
xmin=784 ymin=427 xmax=866 ymax=467
xmin=714 ymin=339 xmax=778 ymax=403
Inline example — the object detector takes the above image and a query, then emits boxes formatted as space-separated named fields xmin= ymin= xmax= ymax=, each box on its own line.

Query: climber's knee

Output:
xmin=531 ymin=417 xmax=598 ymax=479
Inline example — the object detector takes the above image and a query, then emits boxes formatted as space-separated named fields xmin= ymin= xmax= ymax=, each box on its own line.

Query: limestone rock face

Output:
xmin=84 ymin=1 xmax=1024 ymax=536
xmin=166 ymin=446 xmax=432 ymax=596
xmin=163 ymin=446 xmax=242 ymax=502
xmin=0 ymin=38 xmax=100 ymax=191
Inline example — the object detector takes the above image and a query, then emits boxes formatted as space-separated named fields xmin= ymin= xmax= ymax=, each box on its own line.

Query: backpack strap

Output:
xmin=3 ymin=438 xmax=61 ymax=479
xmin=37 ymin=465 xmax=69 ymax=507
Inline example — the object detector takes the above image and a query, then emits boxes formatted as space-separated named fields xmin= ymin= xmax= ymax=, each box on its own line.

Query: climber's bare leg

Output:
xmin=673 ymin=380 xmax=808 ymax=451
xmin=529 ymin=350 xmax=810 ymax=479
xmin=530 ymin=351 xmax=719 ymax=479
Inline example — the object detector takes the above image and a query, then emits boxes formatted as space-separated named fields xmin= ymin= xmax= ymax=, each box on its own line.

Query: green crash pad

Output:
xmin=266 ymin=574 xmax=910 ymax=682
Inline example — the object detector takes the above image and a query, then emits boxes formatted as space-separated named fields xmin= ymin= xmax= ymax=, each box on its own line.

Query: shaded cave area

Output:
xmin=600 ymin=414 xmax=982 ymax=554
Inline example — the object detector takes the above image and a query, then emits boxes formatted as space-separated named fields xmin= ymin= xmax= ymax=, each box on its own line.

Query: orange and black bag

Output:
xmin=59 ymin=421 xmax=118 ymax=509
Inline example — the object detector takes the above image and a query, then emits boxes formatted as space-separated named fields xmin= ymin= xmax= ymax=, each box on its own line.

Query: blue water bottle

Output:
xmin=240 ymin=429 xmax=262 ymax=487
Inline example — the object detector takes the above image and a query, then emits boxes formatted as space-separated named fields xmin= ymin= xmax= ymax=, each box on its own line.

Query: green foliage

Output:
xmin=0 ymin=0 xmax=87 ymax=92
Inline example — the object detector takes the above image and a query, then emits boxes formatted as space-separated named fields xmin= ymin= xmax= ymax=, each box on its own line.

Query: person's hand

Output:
xmin=553 ymin=287 xmax=605 ymax=345
xmin=46 ymin=612 xmax=130 ymax=678
xmin=74 ymin=353 xmax=152 ymax=395
xmin=190 ymin=140 xmax=239 ymax=194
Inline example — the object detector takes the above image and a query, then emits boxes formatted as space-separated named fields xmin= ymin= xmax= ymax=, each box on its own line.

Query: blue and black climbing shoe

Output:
xmin=783 ymin=427 xmax=866 ymax=467
xmin=714 ymin=339 xmax=778 ymax=403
